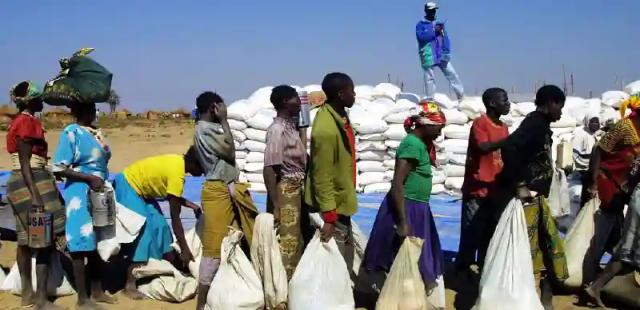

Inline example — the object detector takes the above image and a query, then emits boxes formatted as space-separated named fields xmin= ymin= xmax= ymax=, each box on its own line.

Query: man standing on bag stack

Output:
xmin=416 ymin=2 xmax=465 ymax=101
xmin=305 ymin=72 xmax=358 ymax=278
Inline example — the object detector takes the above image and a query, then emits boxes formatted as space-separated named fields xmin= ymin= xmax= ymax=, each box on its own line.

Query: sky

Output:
xmin=1 ymin=0 xmax=638 ymax=112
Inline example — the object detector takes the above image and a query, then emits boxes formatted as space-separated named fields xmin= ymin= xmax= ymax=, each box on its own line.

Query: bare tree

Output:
xmin=107 ymin=89 xmax=120 ymax=114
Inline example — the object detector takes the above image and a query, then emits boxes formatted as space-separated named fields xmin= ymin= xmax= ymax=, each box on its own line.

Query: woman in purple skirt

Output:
xmin=363 ymin=102 xmax=446 ymax=290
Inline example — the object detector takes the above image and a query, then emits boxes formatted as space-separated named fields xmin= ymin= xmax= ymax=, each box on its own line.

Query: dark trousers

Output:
xmin=456 ymin=197 xmax=503 ymax=269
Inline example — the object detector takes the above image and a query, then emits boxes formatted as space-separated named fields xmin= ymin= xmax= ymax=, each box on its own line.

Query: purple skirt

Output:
xmin=363 ymin=195 xmax=444 ymax=286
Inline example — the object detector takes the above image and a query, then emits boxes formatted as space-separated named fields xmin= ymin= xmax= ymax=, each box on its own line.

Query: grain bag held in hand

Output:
xmin=376 ymin=237 xmax=433 ymax=310
xmin=206 ymin=228 xmax=264 ymax=310
xmin=563 ymin=197 xmax=599 ymax=288
xmin=473 ymin=199 xmax=543 ymax=310
xmin=547 ymin=168 xmax=571 ymax=218
xmin=288 ymin=232 xmax=355 ymax=310
xmin=251 ymin=214 xmax=288 ymax=310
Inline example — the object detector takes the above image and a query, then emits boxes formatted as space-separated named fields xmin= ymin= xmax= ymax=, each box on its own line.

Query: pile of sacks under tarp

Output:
xmin=229 ymin=80 xmax=640 ymax=197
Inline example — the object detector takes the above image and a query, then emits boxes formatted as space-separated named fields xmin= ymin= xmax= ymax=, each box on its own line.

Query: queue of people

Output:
xmin=5 ymin=71 xmax=640 ymax=310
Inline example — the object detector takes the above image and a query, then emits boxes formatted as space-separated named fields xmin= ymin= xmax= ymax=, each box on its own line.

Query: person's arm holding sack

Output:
xmin=166 ymin=170 xmax=194 ymax=266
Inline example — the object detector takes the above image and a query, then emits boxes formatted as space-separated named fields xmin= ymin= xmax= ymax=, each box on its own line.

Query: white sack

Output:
xmin=134 ymin=259 xmax=198 ymax=303
xmin=232 ymin=130 xmax=247 ymax=142
xmin=358 ymin=172 xmax=390 ymax=186
xmin=432 ymin=169 xmax=447 ymax=184
xmin=247 ymin=113 xmax=274 ymax=131
xmin=384 ymin=111 xmax=412 ymax=124
xmin=357 ymin=141 xmax=388 ymax=152
xmin=563 ymin=197 xmax=599 ymax=288
xmin=250 ymin=183 xmax=267 ymax=192
xmin=384 ymin=124 xmax=408 ymax=140
xmin=445 ymin=177 xmax=464 ymax=190
xmin=376 ymin=238 xmax=441 ymax=310
xmin=355 ymin=85 xmax=375 ymax=100
xmin=434 ymin=93 xmax=457 ymax=110
xmin=237 ymin=159 xmax=246 ymax=171
xmin=236 ymin=151 xmax=248 ymax=159
xmin=459 ymin=97 xmax=486 ymax=119
xmin=170 ymin=224 xmax=203 ymax=279
xmin=431 ymin=184 xmax=446 ymax=195
xmin=625 ymin=80 xmax=640 ymax=96
xmin=441 ymin=139 xmax=468 ymax=154
xmin=473 ymin=199 xmax=543 ymax=310
xmin=244 ymin=128 xmax=268 ymax=142
xmin=445 ymin=164 xmax=466 ymax=178
xmin=442 ymin=109 xmax=468 ymax=125
xmin=251 ymin=214 xmax=288 ymax=309
xmin=245 ymin=162 xmax=264 ymax=173
xmin=352 ymin=119 xmax=389 ymax=135
xmin=242 ymin=140 xmax=267 ymax=152
xmin=303 ymin=84 xmax=322 ymax=93
xmin=397 ymin=93 xmax=421 ymax=104
xmin=547 ymin=169 xmax=571 ymax=218
xmin=385 ymin=140 xmax=401 ymax=149
xmin=229 ymin=119 xmax=248 ymax=131
xmin=551 ymin=114 xmax=577 ymax=128
xmin=359 ymin=133 xmax=387 ymax=141
xmin=288 ymin=233 xmax=354 ymax=310
xmin=358 ymin=151 xmax=391 ymax=161
xmin=364 ymin=183 xmax=392 ymax=194
xmin=1 ymin=252 xmax=75 ymax=297
xmin=384 ymin=159 xmax=395 ymax=168
xmin=448 ymin=153 xmax=467 ymax=166
xmin=389 ymin=99 xmax=419 ymax=113
xmin=206 ymin=229 xmax=264 ymax=310
xmin=373 ymin=83 xmax=401 ymax=100
xmin=96 ymin=197 xmax=147 ymax=262
xmin=513 ymin=102 xmax=536 ymax=117
xmin=229 ymin=100 xmax=261 ymax=121
xmin=443 ymin=124 xmax=471 ymax=140
xmin=357 ymin=161 xmax=386 ymax=173
xmin=244 ymin=173 xmax=264 ymax=184
xmin=602 ymin=90 xmax=630 ymax=108
xmin=246 ymin=152 xmax=265 ymax=163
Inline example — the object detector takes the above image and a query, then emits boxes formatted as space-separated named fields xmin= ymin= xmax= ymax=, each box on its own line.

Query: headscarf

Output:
xmin=619 ymin=95 xmax=640 ymax=119
xmin=583 ymin=111 xmax=600 ymax=130
xmin=403 ymin=100 xmax=447 ymax=167
xmin=9 ymin=81 xmax=43 ymax=106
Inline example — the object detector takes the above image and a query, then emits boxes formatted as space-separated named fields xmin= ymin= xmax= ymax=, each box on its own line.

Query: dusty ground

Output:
xmin=0 ymin=120 xmax=594 ymax=309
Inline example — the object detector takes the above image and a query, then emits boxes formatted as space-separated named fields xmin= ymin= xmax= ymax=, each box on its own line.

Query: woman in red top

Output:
xmin=5 ymin=81 xmax=66 ymax=310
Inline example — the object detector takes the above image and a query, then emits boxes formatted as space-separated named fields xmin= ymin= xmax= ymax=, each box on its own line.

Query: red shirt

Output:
xmin=6 ymin=113 xmax=48 ymax=157
xmin=344 ymin=118 xmax=356 ymax=186
xmin=461 ymin=114 xmax=509 ymax=198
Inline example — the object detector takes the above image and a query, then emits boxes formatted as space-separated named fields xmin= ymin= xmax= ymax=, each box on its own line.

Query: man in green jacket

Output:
xmin=305 ymin=72 xmax=358 ymax=273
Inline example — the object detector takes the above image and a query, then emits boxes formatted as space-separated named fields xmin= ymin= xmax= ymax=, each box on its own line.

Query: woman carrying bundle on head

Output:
xmin=52 ymin=102 xmax=117 ymax=310
xmin=5 ymin=81 xmax=66 ymax=310
xmin=362 ymin=103 xmax=446 ymax=292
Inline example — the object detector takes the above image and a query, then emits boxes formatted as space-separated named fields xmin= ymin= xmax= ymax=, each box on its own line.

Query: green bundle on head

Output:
xmin=42 ymin=48 xmax=113 ymax=106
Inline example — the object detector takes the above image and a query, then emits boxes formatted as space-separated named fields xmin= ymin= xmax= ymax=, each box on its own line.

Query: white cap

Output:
xmin=425 ymin=2 xmax=438 ymax=10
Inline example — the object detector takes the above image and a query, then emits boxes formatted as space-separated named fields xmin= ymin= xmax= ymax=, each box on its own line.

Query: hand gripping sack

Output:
xmin=547 ymin=168 xmax=571 ymax=218
xmin=376 ymin=237 xmax=431 ymax=310
xmin=250 ymin=213 xmax=288 ymax=309
xmin=563 ymin=197 xmax=599 ymax=288
xmin=473 ymin=199 xmax=543 ymax=310
xmin=206 ymin=228 xmax=264 ymax=310
xmin=42 ymin=48 xmax=113 ymax=106
xmin=288 ymin=232 xmax=354 ymax=310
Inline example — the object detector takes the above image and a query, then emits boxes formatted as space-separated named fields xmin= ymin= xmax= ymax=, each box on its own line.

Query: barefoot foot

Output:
xmin=91 ymin=292 xmax=117 ymax=305
xmin=76 ymin=300 xmax=106 ymax=310
xmin=20 ymin=290 xmax=36 ymax=307
xmin=123 ymin=286 xmax=146 ymax=300
xmin=34 ymin=300 xmax=67 ymax=310
xmin=585 ymin=286 xmax=606 ymax=308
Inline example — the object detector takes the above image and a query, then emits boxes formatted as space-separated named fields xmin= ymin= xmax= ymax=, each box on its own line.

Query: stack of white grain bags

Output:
xmin=226 ymin=79 xmax=640 ymax=196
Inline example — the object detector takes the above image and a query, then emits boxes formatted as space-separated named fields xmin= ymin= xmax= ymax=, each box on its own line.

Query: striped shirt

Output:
xmin=264 ymin=117 xmax=307 ymax=176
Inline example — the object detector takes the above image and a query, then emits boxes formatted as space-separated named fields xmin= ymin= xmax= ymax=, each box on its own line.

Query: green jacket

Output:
xmin=304 ymin=103 xmax=357 ymax=216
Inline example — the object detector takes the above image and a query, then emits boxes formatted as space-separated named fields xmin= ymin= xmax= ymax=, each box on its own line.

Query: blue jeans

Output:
xmin=424 ymin=61 xmax=464 ymax=100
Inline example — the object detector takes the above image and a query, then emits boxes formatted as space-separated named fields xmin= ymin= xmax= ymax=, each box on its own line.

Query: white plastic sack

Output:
xmin=134 ymin=258 xmax=198 ymax=303
xmin=384 ymin=111 xmax=412 ymax=124
xmin=206 ymin=229 xmax=264 ymax=310
xmin=352 ymin=119 xmax=389 ymax=135
xmin=551 ymin=114 xmax=577 ymax=128
xmin=432 ymin=169 xmax=446 ymax=184
xmin=247 ymin=113 xmax=274 ymax=131
xmin=358 ymin=161 xmax=386 ymax=173
xmin=385 ymin=140 xmax=401 ymax=149
xmin=358 ymin=151 xmax=391 ymax=161
xmin=359 ymin=133 xmax=386 ymax=141
xmin=384 ymin=124 xmax=408 ymax=140
xmin=251 ymin=214 xmax=288 ymax=309
xmin=288 ymin=232 xmax=354 ymax=310
xmin=357 ymin=141 xmax=387 ymax=152
xmin=373 ymin=83 xmax=401 ymax=100
xmin=547 ymin=169 xmax=571 ymax=218
xmin=376 ymin=237 xmax=433 ymax=310
xmin=242 ymin=140 xmax=267 ymax=152
xmin=448 ymin=153 xmax=467 ymax=166
xmin=442 ymin=109 xmax=468 ymax=125
xmin=0 ymin=267 xmax=5 ymax=286
xmin=432 ymin=184 xmax=446 ymax=195
xmin=96 ymin=198 xmax=147 ymax=262
xmin=229 ymin=119 xmax=248 ymax=131
xmin=245 ymin=162 xmax=264 ymax=173
xmin=170 ymin=224 xmax=203 ymax=279
xmin=1 ymin=252 xmax=75 ymax=297
xmin=459 ymin=97 xmax=486 ymax=119
xmin=355 ymin=85 xmax=375 ymax=100
xmin=602 ymin=90 xmax=630 ymax=108
xmin=625 ymin=81 xmax=640 ymax=96
xmin=245 ymin=152 xmax=265 ymax=163
xmin=358 ymin=172 xmax=390 ymax=186
xmin=232 ymin=129 xmax=247 ymax=142
xmin=237 ymin=159 xmax=246 ymax=171
xmin=473 ymin=199 xmax=543 ymax=310
xmin=244 ymin=128 xmax=268 ymax=142
xmin=364 ymin=183 xmax=392 ymax=194
xmin=443 ymin=124 xmax=471 ymax=140
xmin=563 ymin=197 xmax=599 ymax=288
xmin=397 ymin=93 xmax=421 ymax=104
xmin=445 ymin=177 xmax=464 ymax=190
xmin=445 ymin=164 xmax=466 ymax=178
xmin=389 ymin=99 xmax=419 ymax=113
xmin=236 ymin=151 xmax=248 ymax=159
xmin=229 ymin=100 xmax=261 ymax=121
xmin=433 ymin=93 xmax=457 ymax=110
xmin=244 ymin=173 xmax=264 ymax=184
xmin=441 ymin=139 xmax=468 ymax=154
xmin=383 ymin=159 xmax=395 ymax=168
xmin=512 ymin=102 xmax=536 ymax=117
